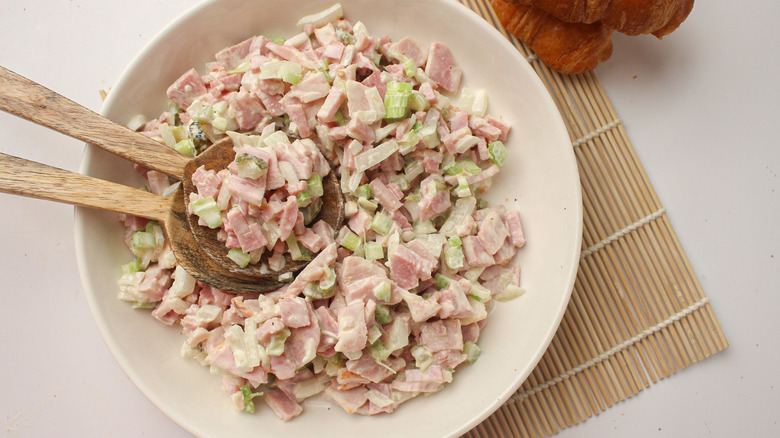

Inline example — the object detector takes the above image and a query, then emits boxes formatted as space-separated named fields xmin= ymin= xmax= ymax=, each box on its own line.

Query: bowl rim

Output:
xmin=75 ymin=0 xmax=582 ymax=436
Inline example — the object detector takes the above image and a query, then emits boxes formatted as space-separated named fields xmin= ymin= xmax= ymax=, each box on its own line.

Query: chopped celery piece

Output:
xmin=408 ymin=92 xmax=429 ymax=111
xmin=286 ymin=235 xmax=311 ymax=261
xmin=354 ymin=184 xmax=372 ymax=199
xmin=442 ymin=161 xmax=464 ymax=176
xmin=241 ymin=384 xmax=263 ymax=413
xmin=234 ymin=153 xmax=268 ymax=179
xmin=454 ymin=175 xmax=472 ymax=197
xmin=445 ymin=246 xmax=465 ymax=269
xmin=259 ymin=60 xmax=302 ymax=84
xmin=495 ymin=284 xmax=526 ymax=302
xmin=434 ymin=274 xmax=451 ymax=289
xmin=389 ymin=174 xmax=410 ymax=192
xmin=121 ymin=258 xmax=143 ymax=274
xmin=370 ymin=211 xmax=393 ymax=236
xmin=320 ymin=266 xmax=337 ymax=291
xmin=227 ymin=248 xmax=251 ymax=268
xmin=463 ymin=341 xmax=481 ymax=364
xmin=448 ymin=235 xmax=462 ymax=247
xmin=364 ymin=241 xmax=384 ymax=261
xmin=488 ymin=141 xmax=508 ymax=167
xmin=266 ymin=328 xmax=291 ymax=356
xmin=190 ymin=196 xmax=223 ymax=228
xmin=297 ymin=190 xmax=312 ymax=208
xmin=340 ymin=231 xmax=362 ymax=251
xmin=368 ymin=340 xmax=391 ymax=363
xmin=402 ymin=58 xmax=416 ymax=77
xmin=333 ymin=111 xmax=346 ymax=126
xmin=174 ymin=138 xmax=196 ymax=157
xmin=367 ymin=325 xmax=382 ymax=344
xmin=357 ymin=196 xmax=378 ymax=212
xmin=130 ymin=231 xmax=156 ymax=251
xmin=458 ymin=159 xmax=482 ymax=175
xmin=227 ymin=60 xmax=251 ymax=75
xmin=374 ymin=303 xmax=393 ymax=323
xmin=411 ymin=345 xmax=434 ymax=371
xmin=384 ymin=81 xmax=413 ymax=120
xmin=307 ymin=173 xmax=323 ymax=198
xmin=373 ymin=281 xmax=392 ymax=302
xmin=303 ymin=281 xmax=336 ymax=300
xmin=468 ymin=283 xmax=492 ymax=303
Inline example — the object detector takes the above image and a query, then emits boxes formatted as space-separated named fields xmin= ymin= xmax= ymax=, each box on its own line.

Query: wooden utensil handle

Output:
xmin=0 ymin=152 xmax=171 ymax=222
xmin=0 ymin=65 xmax=188 ymax=180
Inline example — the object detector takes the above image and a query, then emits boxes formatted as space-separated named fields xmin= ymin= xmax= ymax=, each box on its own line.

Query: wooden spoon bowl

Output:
xmin=180 ymin=136 xmax=344 ymax=283
xmin=0 ymin=66 xmax=344 ymax=293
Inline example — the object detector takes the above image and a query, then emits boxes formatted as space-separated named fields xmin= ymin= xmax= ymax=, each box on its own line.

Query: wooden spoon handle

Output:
xmin=0 ymin=65 xmax=188 ymax=180
xmin=0 ymin=152 xmax=171 ymax=222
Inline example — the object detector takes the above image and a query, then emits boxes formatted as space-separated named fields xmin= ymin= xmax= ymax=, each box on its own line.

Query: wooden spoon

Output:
xmin=0 ymin=66 xmax=343 ymax=293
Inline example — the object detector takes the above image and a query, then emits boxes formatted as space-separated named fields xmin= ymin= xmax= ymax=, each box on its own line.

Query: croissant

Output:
xmin=506 ymin=0 xmax=694 ymax=36
xmin=491 ymin=0 xmax=694 ymax=74
xmin=490 ymin=0 xmax=614 ymax=74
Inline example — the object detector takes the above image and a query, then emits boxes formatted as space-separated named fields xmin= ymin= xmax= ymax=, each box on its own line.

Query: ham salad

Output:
xmin=115 ymin=3 xmax=526 ymax=421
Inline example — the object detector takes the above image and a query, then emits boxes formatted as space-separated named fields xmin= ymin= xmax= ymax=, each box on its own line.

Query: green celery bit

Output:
xmin=303 ymin=281 xmax=337 ymax=300
xmin=340 ymin=231 xmax=362 ymax=251
xmin=354 ymin=184 xmax=372 ymax=200
xmin=374 ymin=303 xmax=393 ymax=323
xmin=121 ymin=258 xmax=143 ymax=274
xmin=227 ymin=248 xmax=251 ymax=268
xmin=373 ymin=281 xmax=392 ymax=302
xmin=368 ymin=340 xmax=392 ymax=363
xmin=364 ymin=241 xmax=384 ymax=261
xmin=445 ymin=246 xmax=465 ymax=269
xmin=266 ymin=328 xmax=291 ymax=356
xmin=235 ymin=153 xmax=268 ymax=179
xmin=458 ymin=159 xmax=483 ymax=175
xmin=488 ymin=141 xmax=508 ymax=167
xmin=402 ymin=58 xmax=416 ymax=77
xmin=408 ymin=92 xmax=429 ymax=111
xmin=434 ymin=274 xmax=451 ymax=289
xmin=463 ymin=341 xmax=482 ymax=364
xmin=368 ymin=325 xmax=382 ymax=344
xmin=174 ymin=138 xmax=196 ymax=157
xmin=286 ymin=235 xmax=311 ymax=261
xmin=190 ymin=196 xmax=223 ymax=228
xmin=307 ymin=173 xmax=324 ymax=198
xmin=130 ymin=230 xmax=156 ymax=251
xmin=333 ymin=111 xmax=346 ymax=126
xmin=297 ymin=190 xmax=313 ymax=208
xmin=241 ymin=384 xmax=263 ymax=413
xmin=442 ymin=161 xmax=464 ymax=176
xmin=448 ymin=235 xmax=462 ymax=247
xmin=384 ymin=81 xmax=413 ymax=120
xmin=319 ymin=266 xmax=337 ymax=292
xmin=411 ymin=345 xmax=434 ymax=371
xmin=357 ymin=196 xmax=378 ymax=212
xmin=370 ymin=211 xmax=393 ymax=236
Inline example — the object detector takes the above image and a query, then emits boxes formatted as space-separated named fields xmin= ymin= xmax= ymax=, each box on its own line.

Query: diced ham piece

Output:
xmin=283 ymin=242 xmax=338 ymax=297
xmin=215 ymin=36 xmax=256 ymax=70
xmin=228 ymin=91 xmax=266 ymax=130
xmin=503 ymin=209 xmax=526 ymax=248
xmin=388 ymin=37 xmax=428 ymax=67
xmin=279 ymin=296 xmax=311 ymax=328
xmin=323 ymin=383 xmax=369 ymax=414
xmin=191 ymin=166 xmax=221 ymax=198
xmin=418 ymin=319 xmax=463 ymax=352
xmin=316 ymin=85 xmax=345 ymax=123
xmin=369 ymin=178 xmax=403 ymax=212
xmin=477 ymin=209 xmax=509 ymax=255
xmin=225 ymin=208 xmax=266 ymax=253
xmin=167 ymin=68 xmax=207 ymax=109
xmin=462 ymin=235 xmax=495 ymax=267
xmin=387 ymin=243 xmax=436 ymax=290
xmin=417 ymin=176 xmax=451 ymax=222
xmin=264 ymin=388 xmax=303 ymax=421
xmin=334 ymin=300 xmax=368 ymax=353
xmin=424 ymin=42 xmax=462 ymax=94
xmin=277 ymin=196 xmax=300 ymax=241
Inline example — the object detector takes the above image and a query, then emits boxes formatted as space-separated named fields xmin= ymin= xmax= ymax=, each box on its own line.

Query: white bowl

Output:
xmin=75 ymin=0 xmax=582 ymax=436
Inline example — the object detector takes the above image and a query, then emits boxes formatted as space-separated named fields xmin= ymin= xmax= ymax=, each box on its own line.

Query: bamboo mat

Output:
xmin=459 ymin=0 xmax=729 ymax=436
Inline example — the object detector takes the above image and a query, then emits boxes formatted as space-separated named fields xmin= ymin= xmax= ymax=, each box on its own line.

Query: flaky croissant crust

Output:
xmin=508 ymin=0 xmax=694 ymax=36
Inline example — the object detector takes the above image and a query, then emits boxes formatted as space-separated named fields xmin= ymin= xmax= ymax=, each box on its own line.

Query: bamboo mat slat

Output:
xmin=459 ymin=0 xmax=729 ymax=436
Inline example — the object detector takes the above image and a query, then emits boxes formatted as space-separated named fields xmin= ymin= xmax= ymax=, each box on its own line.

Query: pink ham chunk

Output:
xmin=461 ymin=235 xmax=495 ymax=267
xmin=264 ymin=388 xmax=303 ymax=421
xmin=424 ymin=42 xmax=462 ymax=94
xmin=503 ymin=209 xmax=526 ymax=247
xmin=419 ymin=319 xmax=463 ymax=352
xmin=334 ymin=300 xmax=368 ymax=353
xmin=316 ymin=85 xmax=345 ymax=123
xmin=283 ymin=242 xmax=338 ymax=297
xmin=387 ymin=243 xmax=436 ymax=290
xmin=388 ymin=37 xmax=428 ymax=67
xmin=167 ymin=68 xmax=207 ymax=109
xmin=369 ymin=178 xmax=403 ymax=212
xmin=278 ymin=296 xmax=311 ymax=328
xmin=477 ymin=209 xmax=509 ymax=255
xmin=228 ymin=91 xmax=266 ymax=130
xmin=225 ymin=208 xmax=266 ymax=253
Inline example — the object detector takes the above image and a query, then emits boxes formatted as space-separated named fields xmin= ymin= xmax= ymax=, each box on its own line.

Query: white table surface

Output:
xmin=1 ymin=1 xmax=777 ymax=437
